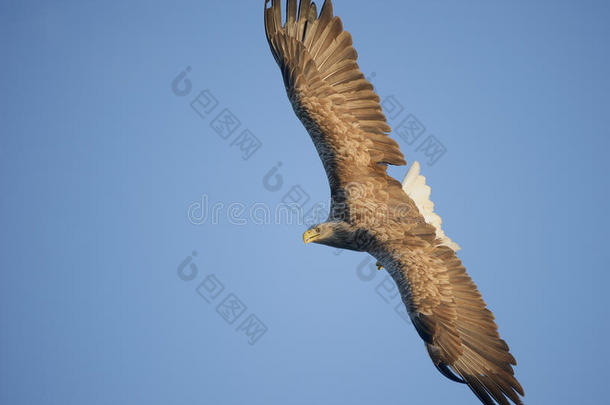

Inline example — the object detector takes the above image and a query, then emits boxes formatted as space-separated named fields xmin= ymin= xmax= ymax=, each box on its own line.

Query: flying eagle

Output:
xmin=263 ymin=1 xmax=524 ymax=404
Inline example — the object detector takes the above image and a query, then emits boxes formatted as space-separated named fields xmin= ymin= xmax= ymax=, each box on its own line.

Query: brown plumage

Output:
xmin=264 ymin=1 xmax=524 ymax=404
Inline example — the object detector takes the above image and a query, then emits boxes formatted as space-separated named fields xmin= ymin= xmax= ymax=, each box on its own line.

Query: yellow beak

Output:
xmin=303 ymin=229 xmax=318 ymax=244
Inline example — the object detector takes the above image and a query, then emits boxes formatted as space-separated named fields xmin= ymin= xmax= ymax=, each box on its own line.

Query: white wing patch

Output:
xmin=402 ymin=162 xmax=461 ymax=252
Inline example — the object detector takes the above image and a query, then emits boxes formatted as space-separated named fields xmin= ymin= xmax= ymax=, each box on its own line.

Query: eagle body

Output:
xmin=264 ymin=1 xmax=524 ymax=404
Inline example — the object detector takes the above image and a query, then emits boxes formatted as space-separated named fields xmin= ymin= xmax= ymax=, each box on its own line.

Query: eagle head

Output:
xmin=303 ymin=222 xmax=373 ymax=252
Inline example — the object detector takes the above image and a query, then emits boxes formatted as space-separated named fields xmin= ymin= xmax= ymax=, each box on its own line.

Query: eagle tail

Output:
xmin=402 ymin=161 xmax=461 ymax=251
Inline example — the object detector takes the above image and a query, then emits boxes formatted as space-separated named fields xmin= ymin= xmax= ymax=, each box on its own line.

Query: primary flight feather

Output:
xmin=263 ymin=1 xmax=524 ymax=404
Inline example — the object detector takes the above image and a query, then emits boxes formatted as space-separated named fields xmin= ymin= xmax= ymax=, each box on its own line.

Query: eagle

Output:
xmin=263 ymin=1 xmax=524 ymax=404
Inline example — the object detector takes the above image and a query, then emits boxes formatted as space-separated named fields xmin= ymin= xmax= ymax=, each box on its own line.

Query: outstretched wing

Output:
xmin=264 ymin=0 xmax=406 ymax=191
xmin=383 ymin=242 xmax=524 ymax=405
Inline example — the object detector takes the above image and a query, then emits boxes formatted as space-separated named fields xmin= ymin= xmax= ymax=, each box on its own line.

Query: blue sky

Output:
xmin=1 ymin=0 xmax=609 ymax=404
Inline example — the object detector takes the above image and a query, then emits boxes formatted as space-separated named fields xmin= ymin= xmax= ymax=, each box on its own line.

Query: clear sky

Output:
xmin=1 ymin=0 xmax=609 ymax=404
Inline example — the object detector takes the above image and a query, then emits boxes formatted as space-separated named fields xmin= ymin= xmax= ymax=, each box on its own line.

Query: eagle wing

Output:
xmin=382 ymin=239 xmax=524 ymax=405
xmin=264 ymin=0 xmax=406 ymax=191
xmin=395 ymin=166 xmax=523 ymax=404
